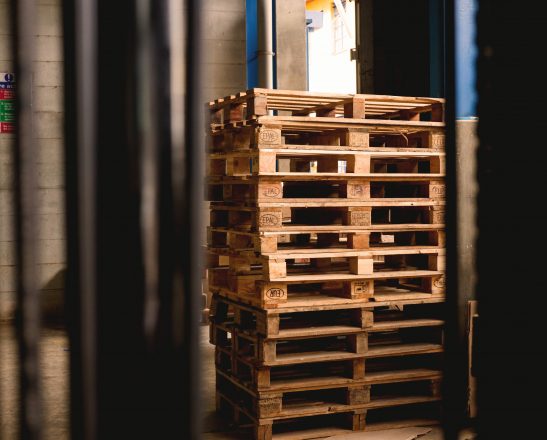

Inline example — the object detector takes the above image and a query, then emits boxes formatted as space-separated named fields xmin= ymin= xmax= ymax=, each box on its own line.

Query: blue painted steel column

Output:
xmin=246 ymin=0 xmax=259 ymax=88
xmin=455 ymin=0 xmax=477 ymax=118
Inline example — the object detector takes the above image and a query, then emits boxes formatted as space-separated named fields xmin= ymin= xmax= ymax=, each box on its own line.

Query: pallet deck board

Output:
xmin=370 ymin=319 xmax=445 ymax=332
xmin=274 ymin=325 xmax=364 ymax=339
xmin=209 ymin=173 xmax=445 ymax=181
xmin=366 ymin=343 xmax=444 ymax=358
xmin=267 ymin=269 xmax=443 ymax=283
xmin=265 ymin=350 xmax=365 ymax=366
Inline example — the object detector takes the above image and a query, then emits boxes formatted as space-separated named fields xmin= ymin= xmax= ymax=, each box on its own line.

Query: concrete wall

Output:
xmin=0 ymin=0 xmax=65 ymax=322
xmin=202 ymin=0 xmax=247 ymax=102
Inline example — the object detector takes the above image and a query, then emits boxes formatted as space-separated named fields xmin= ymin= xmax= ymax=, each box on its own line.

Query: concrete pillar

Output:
xmin=455 ymin=0 xmax=478 ymax=303
xmin=275 ymin=0 xmax=307 ymax=90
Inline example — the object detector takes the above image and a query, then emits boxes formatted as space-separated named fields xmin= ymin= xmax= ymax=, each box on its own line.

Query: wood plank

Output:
xmin=261 ymin=395 xmax=440 ymax=421
xmin=363 ymin=368 xmax=442 ymax=384
xmin=268 ymin=375 xmax=361 ymax=392
xmin=366 ymin=343 xmax=444 ymax=358
xmin=268 ymin=270 xmax=443 ymax=283
xmin=370 ymin=292 xmax=445 ymax=304
xmin=257 ymin=147 xmax=446 ymax=156
xmin=211 ymin=224 xmax=444 ymax=235
xmin=265 ymin=246 xmax=444 ymax=258
xmin=253 ymin=199 xmax=445 ymax=208
xmin=263 ymin=294 xmax=444 ymax=313
xmin=256 ymin=115 xmax=445 ymax=129
xmin=212 ymin=173 xmax=446 ymax=181
xmin=364 ymin=418 xmax=439 ymax=432
xmin=370 ymin=319 xmax=444 ymax=332
xmin=273 ymin=325 xmax=364 ymax=340
xmin=268 ymin=350 xmax=365 ymax=366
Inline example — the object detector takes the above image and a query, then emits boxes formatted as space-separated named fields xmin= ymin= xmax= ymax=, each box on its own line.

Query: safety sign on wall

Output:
xmin=0 ymin=72 xmax=15 ymax=133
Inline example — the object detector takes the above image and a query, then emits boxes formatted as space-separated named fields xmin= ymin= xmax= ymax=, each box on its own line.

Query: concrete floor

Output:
xmin=0 ymin=325 xmax=69 ymax=439
xmin=0 ymin=324 xmax=474 ymax=439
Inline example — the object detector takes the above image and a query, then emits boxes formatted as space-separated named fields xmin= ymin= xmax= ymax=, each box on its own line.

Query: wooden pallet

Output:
xmin=210 ymin=202 xmax=445 ymax=233
xmin=207 ymin=147 xmax=446 ymax=177
xmin=216 ymin=370 xmax=371 ymax=419
xmin=207 ymin=246 xmax=445 ymax=281
xmin=209 ymin=268 xmax=445 ymax=308
xmin=216 ymin=368 xmax=442 ymax=420
xmin=207 ymin=176 xmax=445 ymax=204
xmin=209 ymin=88 xmax=445 ymax=124
xmin=208 ymin=226 xmax=445 ymax=253
xmin=210 ymin=294 xmax=444 ymax=340
xmin=209 ymin=120 xmax=445 ymax=152
xmin=216 ymin=386 xmax=441 ymax=440
xmin=215 ymin=325 xmax=444 ymax=368
xmin=211 ymin=313 xmax=443 ymax=368
xmin=216 ymin=341 xmax=444 ymax=392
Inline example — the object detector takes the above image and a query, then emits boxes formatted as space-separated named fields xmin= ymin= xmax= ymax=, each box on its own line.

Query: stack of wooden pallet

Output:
xmin=206 ymin=89 xmax=446 ymax=439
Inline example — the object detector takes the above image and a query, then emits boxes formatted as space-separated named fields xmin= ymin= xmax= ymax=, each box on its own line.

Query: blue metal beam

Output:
xmin=246 ymin=0 xmax=259 ymax=88
xmin=455 ymin=0 xmax=477 ymax=118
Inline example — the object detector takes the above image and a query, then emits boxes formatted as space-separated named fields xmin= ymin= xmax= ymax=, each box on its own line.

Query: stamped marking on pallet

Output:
xmin=258 ymin=128 xmax=281 ymax=144
xmin=431 ymin=134 xmax=445 ymax=148
xmin=265 ymin=287 xmax=287 ymax=300
xmin=350 ymin=211 xmax=371 ymax=226
xmin=259 ymin=213 xmax=282 ymax=227
xmin=261 ymin=185 xmax=281 ymax=198
xmin=349 ymin=184 xmax=369 ymax=197
xmin=353 ymin=281 xmax=372 ymax=295
xmin=430 ymin=184 xmax=446 ymax=197
xmin=433 ymin=277 xmax=445 ymax=289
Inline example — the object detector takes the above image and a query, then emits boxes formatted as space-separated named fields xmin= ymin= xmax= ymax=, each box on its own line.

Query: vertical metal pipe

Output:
xmin=62 ymin=0 xmax=98 ymax=438
xmin=257 ymin=0 xmax=274 ymax=88
xmin=9 ymin=0 xmax=42 ymax=438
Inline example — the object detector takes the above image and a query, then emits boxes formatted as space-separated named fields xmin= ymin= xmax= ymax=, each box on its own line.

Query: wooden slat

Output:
xmin=273 ymin=325 xmax=364 ymax=340
xmin=268 ymin=350 xmax=364 ymax=365
xmin=364 ymin=368 xmax=442 ymax=384
xmin=366 ymin=343 xmax=444 ymax=358
xmin=370 ymin=319 xmax=445 ymax=332
xmin=267 ymin=270 xmax=443 ymax=283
